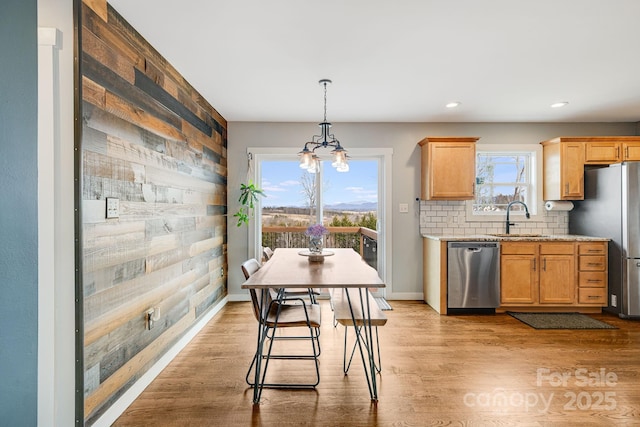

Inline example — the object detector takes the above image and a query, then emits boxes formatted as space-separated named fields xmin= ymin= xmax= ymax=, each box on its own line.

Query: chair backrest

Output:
xmin=241 ymin=258 xmax=261 ymax=280
xmin=263 ymin=247 xmax=274 ymax=261
xmin=241 ymin=258 xmax=270 ymax=323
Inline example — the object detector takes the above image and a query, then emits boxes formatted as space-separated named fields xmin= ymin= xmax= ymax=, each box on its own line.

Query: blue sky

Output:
xmin=261 ymin=159 xmax=378 ymax=207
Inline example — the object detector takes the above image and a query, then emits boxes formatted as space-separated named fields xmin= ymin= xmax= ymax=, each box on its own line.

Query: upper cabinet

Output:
xmin=542 ymin=136 xmax=640 ymax=200
xmin=541 ymin=138 xmax=585 ymax=200
xmin=584 ymin=137 xmax=640 ymax=164
xmin=418 ymin=136 xmax=479 ymax=200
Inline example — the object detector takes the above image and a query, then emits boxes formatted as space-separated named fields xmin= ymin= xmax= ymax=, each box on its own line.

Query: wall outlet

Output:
xmin=611 ymin=294 xmax=617 ymax=307
xmin=106 ymin=197 xmax=120 ymax=219
xmin=399 ymin=203 xmax=409 ymax=213
xmin=146 ymin=308 xmax=155 ymax=330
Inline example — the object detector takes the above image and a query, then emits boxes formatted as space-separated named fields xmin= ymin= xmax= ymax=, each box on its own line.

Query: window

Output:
xmin=467 ymin=144 xmax=542 ymax=220
xmin=474 ymin=152 xmax=531 ymax=212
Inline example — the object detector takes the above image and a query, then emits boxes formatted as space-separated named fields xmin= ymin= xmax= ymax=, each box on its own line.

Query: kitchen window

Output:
xmin=467 ymin=144 xmax=542 ymax=220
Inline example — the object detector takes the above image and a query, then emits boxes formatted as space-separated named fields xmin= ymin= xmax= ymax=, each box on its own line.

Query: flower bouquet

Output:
xmin=305 ymin=224 xmax=329 ymax=254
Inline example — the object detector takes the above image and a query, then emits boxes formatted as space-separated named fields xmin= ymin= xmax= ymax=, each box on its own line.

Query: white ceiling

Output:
xmin=109 ymin=0 xmax=640 ymax=123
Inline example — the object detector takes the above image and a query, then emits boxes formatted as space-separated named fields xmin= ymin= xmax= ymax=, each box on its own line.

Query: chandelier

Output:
xmin=298 ymin=79 xmax=349 ymax=173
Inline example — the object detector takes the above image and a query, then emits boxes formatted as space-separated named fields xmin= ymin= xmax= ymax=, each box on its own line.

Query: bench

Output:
xmin=330 ymin=288 xmax=387 ymax=374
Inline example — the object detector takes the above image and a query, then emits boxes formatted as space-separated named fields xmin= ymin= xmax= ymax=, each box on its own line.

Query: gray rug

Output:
xmin=508 ymin=312 xmax=616 ymax=329
xmin=374 ymin=297 xmax=392 ymax=311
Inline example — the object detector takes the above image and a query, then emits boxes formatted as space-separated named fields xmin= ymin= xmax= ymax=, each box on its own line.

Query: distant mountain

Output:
xmin=263 ymin=202 xmax=378 ymax=212
xmin=324 ymin=202 xmax=377 ymax=212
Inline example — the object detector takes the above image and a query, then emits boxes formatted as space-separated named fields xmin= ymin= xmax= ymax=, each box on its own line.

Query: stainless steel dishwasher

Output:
xmin=447 ymin=242 xmax=500 ymax=309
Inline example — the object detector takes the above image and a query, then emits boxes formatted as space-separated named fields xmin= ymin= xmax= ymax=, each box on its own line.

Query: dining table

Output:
xmin=241 ymin=247 xmax=386 ymax=404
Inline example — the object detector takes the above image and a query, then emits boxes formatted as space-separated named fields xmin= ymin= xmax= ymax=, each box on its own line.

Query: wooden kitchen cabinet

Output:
xmin=541 ymin=138 xmax=585 ymax=200
xmin=500 ymin=241 xmax=575 ymax=307
xmin=418 ymin=136 xmax=479 ymax=200
xmin=577 ymin=242 xmax=608 ymax=305
xmin=539 ymin=244 xmax=575 ymax=304
xmin=622 ymin=141 xmax=640 ymax=161
xmin=500 ymin=243 xmax=537 ymax=304
xmin=584 ymin=137 xmax=640 ymax=164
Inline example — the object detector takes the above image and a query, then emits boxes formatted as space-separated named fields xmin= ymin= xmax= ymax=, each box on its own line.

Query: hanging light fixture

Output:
xmin=299 ymin=79 xmax=349 ymax=173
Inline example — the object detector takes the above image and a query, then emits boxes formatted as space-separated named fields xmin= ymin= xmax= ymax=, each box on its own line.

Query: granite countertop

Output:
xmin=422 ymin=234 xmax=609 ymax=242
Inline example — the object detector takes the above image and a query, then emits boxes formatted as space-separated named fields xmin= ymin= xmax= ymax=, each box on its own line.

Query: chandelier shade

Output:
xmin=298 ymin=79 xmax=349 ymax=173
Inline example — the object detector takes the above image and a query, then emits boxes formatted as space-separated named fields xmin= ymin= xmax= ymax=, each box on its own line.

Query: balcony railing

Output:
xmin=262 ymin=226 xmax=378 ymax=269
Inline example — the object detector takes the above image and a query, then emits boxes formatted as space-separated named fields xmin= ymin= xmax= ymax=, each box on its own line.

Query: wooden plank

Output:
xmin=82 ymin=0 xmax=107 ymax=21
xmin=134 ymin=68 xmax=212 ymax=137
xmin=83 ymin=54 xmax=182 ymax=131
xmin=84 ymin=264 xmax=198 ymax=342
xmin=82 ymin=26 xmax=135 ymax=85
xmin=104 ymin=91 xmax=185 ymax=143
xmin=82 ymin=75 xmax=107 ymax=109
xmin=82 ymin=3 xmax=145 ymax=71
xmin=83 ymin=220 xmax=146 ymax=250
xmin=84 ymin=305 xmax=196 ymax=417
xmin=331 ymin=288 xmax=387 ymax=327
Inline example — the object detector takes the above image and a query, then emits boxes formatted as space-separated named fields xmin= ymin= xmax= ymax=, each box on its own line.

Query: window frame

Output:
xmin=465 ymin=144 xmax=543 ymax=222
xmin=246 ymin=147 xmax=393 ymax=296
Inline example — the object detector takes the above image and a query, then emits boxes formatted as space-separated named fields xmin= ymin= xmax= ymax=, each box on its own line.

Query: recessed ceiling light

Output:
xmin=446 ymin=101 xmax=461 ymax=108
xmin=551 ymin=101 xmax=569 ymax=108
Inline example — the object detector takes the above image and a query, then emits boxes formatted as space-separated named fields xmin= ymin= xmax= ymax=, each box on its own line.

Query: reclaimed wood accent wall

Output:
xmin=80 ymin=1 xmax=228 ymax=422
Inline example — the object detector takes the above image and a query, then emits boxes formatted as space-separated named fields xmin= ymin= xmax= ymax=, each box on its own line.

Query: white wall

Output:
xmin=228 ymin=121 xmax=637 ymax=299
xmin=38 ymin=0 xmax=76 ymax=425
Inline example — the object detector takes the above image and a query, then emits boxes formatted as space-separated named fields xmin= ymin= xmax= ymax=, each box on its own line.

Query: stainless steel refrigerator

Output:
xmin=569 ymin=162 xmax=640 ymax=318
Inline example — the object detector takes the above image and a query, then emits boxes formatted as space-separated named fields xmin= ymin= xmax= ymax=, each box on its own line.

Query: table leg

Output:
xmin=344 ymin=288 xmax=379 ymax=401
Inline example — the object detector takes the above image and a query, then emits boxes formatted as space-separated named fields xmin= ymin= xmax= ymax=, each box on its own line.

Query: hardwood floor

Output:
xmin=114 ymin=301 xmax=640 ymax=426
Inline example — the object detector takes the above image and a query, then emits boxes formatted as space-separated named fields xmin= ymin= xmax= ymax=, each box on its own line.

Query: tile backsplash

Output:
xmin=419 ymin=200 xmax=569 ymax=236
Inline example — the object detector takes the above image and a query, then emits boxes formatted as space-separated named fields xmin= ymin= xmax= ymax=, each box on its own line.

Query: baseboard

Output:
xmin=227 ymin=292 xmax=250 ymax=302
xmin=384 ymin=292 xmax=423 ymax=301
xmin=91 ymin=295 xmax=229 ymax=427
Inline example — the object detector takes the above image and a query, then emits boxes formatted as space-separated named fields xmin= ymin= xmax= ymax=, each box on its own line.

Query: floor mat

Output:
xmin=508 ymin=312 xmax=616 ymax=329
xmin=374 ymin=297 xmax=392 ymax=311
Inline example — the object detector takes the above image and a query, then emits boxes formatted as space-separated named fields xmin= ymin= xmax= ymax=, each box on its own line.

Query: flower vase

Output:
xmin=309 ymin=237 xmax=323 ymax=254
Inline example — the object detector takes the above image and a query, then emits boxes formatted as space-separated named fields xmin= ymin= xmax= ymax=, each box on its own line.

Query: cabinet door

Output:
xmin=561 ymin=142 xmax=585 ymax=199
xmin=623 ymin=142 xmax=640 ymax=161
xmin=501 ymin=254 xmax=537 ymax=304
xmin=428 ymin=142 xmax=475 ymax=199
xmin=584 ymin=142 xmax=620 ymax=164
xmin=539 ymin=255 xmax=575 ymax=304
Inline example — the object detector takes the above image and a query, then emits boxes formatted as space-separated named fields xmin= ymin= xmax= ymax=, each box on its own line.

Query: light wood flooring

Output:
xmin=114 ymin=301 xmax=640 ymax=426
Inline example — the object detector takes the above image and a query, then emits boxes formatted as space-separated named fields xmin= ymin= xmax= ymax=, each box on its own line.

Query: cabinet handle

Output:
xmin=586 ymin=249 xmax=600 ymax=253
xmin=626 ymin=146 xmax=629 ymax=159
xmin=587 ymin=262 xmax=602 ymax=266
xmin=543 ymin=257 xmax=547 ymax=272
xmin=587 ymin=279 xmax=602 ymax=283
xmin=588 ymin=295 xmax=600 ymax=299
xmin=617 ymin=146 xmax=620 ymax=159
xmin=533 ymin=258 xmax=536 ymax=271
xmin=565 ymin=182 xmax=569 ymax=194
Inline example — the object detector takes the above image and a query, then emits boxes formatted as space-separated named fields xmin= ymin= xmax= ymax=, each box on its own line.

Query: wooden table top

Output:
xmin=241 ymin=248 xmax=385 ymax=289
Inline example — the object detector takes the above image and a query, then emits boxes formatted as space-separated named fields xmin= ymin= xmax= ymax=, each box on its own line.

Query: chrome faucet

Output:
xmin=506 ymin=201 xmax=530 ymax=234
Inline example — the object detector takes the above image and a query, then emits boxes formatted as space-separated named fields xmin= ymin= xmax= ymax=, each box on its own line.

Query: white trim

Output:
xmin=247 ymin=147 xmax=394 ymax=296
xmin=465 ymin=143 xmax=544 ymax=222
xmin=37 ymin=26 xmax=61 ymax=427
xmin=385 ymin=292 xmax=424 ymax=301
xmin=91 ymin=297 xmax=229 ymax=427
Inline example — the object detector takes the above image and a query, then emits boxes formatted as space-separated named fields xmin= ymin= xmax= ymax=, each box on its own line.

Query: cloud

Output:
xmin=262 ymin=179 xmax=301 ymax=194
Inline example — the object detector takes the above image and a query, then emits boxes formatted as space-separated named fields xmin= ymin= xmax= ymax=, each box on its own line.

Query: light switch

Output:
xmin=106 ymin=197 xmax=120 ymax=219
xmin=399 ymin=203 xmax=409 ymax=213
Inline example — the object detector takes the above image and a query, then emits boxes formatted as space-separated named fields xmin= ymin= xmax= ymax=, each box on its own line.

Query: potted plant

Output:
xmin=233 ymin=180 xmax=265 ymax=227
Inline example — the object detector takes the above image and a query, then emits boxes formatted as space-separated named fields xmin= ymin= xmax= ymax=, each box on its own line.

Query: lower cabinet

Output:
xmin=499 ymin=240 xmax=607 ymax=311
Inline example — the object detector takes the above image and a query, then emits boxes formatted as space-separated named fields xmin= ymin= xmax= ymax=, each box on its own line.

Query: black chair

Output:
xmin=242 ymin=259 xmax=321 ymax=392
